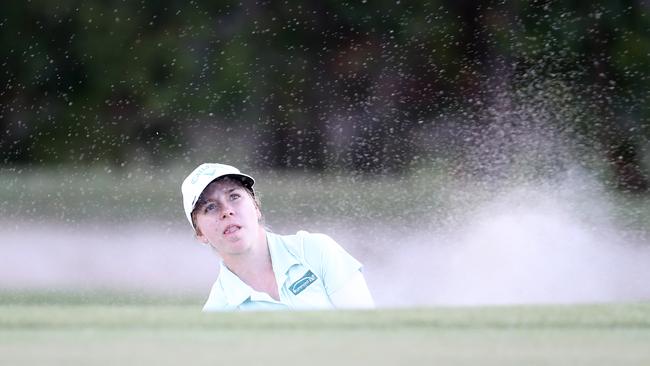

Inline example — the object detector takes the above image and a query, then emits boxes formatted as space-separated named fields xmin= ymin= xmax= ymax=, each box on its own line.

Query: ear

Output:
xmin=195 ymin=228 xmax=209 ymax=245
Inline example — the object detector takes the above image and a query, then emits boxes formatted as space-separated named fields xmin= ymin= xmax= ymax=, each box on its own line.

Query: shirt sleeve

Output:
xmin=329 ymin=270 xmax=375 ymax=309
xmin=299 ymin=231 xmax=364 ymax=296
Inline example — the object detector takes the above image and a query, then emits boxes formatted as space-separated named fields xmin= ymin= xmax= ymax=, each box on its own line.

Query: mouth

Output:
xmin=223 ymin=224 xmax=241 ymax=235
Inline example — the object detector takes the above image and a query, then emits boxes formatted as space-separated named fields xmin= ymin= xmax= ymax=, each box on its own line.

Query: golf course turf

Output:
xmin=1 ymin=301 xmax=649 ymax=365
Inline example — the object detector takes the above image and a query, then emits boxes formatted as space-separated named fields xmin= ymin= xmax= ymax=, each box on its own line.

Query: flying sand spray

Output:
xmin=365 ymin=70 xmax=650 ymax=307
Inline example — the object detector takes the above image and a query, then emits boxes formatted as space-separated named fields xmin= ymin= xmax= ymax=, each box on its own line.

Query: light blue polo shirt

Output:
xmin=202 ymin=231 xmax=362 ymax=311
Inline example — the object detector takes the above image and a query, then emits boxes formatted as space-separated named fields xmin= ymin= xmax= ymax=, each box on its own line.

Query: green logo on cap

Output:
xmin=190 ymin=166 xmax=217 ymax=184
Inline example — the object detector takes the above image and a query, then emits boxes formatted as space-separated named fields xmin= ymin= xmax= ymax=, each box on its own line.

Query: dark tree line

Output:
xmin=1 ymin=0 xmax=648 ymax=190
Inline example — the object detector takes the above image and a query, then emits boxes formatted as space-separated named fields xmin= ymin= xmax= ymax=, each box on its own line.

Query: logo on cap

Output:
xmin=190 ymin=165 xmax=217 ymax=184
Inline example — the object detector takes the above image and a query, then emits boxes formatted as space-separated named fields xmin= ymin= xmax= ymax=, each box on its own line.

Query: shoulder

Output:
xmin=298 ymin=230 xmax=345 ymax=256
xmin=276 ymin=230 xmax=341 ymax=257
xmin=267 ymin=230 xmax=337 ymax=256
xmin=294 ymin=231 xmax=359 ymax=273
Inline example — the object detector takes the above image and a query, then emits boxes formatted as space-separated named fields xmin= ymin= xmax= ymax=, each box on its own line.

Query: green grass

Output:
xmin=2 ymin=164 xmax=649 ymax=232
xmin=1 ymin=302 xmax=649 ymax=365
xmin=0 ymin=164 xmax=463 ymax=230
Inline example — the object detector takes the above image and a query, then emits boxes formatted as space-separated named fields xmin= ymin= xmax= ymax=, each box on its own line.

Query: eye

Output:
xmin=204 ymin=202 xmax=217 ymax=213
xmin=230 ymin=193 xmax=241 ymax=200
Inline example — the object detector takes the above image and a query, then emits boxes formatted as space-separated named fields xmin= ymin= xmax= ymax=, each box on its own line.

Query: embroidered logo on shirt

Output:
xmin=289 ymin=270 xmax=317 ymax=295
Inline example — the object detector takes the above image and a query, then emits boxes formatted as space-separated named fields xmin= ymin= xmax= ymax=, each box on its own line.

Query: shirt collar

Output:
xmin=217 ymin=263 xmax=253 ymax=307
xmin=218 ymin=232 xmax=300 ymax=307
xmin=267 ymin=231 xmax=300 ymax=285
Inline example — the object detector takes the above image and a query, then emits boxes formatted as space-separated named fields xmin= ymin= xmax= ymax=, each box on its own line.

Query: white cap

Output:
xmin=181 ymin=163 xmax=255 ymax=228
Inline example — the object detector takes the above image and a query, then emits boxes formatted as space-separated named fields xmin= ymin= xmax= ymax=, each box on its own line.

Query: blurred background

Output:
xmin=1 ymin=0 xmax=649 ymax=306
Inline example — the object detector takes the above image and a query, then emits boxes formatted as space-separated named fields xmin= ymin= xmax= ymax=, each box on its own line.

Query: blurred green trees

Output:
xmin=1 ymin=0 xmax=648 ymax=189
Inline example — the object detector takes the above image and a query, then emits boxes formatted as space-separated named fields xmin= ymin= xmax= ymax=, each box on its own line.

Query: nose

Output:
xmin=220 ymin=203 xmax=234 ymax=219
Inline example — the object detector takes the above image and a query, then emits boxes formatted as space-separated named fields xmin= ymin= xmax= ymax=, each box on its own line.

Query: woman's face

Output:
xmin=193 ymin=178 xmax=262 ymax=257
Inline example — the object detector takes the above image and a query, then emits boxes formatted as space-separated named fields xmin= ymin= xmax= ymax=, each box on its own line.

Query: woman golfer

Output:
xmin=182 ymin=163 xmax=374 ymax=311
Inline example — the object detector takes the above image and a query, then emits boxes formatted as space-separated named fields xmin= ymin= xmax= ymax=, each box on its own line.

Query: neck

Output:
xmin=222 ymin=228 xmax=271 ymax=279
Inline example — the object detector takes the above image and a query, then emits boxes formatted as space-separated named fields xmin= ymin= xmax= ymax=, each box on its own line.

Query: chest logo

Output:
xmin=289 ymin=270 xmax=317 ymax=295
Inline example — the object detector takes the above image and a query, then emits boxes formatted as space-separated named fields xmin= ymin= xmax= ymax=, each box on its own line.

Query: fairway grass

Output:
xmin=1 ymin=303 xmax=649 ymax=365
